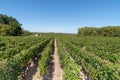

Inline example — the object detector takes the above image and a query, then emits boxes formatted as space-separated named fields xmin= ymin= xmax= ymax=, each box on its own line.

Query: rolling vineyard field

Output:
xmin=0 ymin=35 xmax=120 ymax=80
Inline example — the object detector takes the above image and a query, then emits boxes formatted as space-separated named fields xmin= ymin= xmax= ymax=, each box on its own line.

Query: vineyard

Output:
xmin=0 ymin=35 xmax=120 ymax=80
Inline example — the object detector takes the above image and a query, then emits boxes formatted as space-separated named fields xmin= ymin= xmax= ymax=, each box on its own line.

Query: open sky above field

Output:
xmin=1 ymin=0 xmax=120 ymax=33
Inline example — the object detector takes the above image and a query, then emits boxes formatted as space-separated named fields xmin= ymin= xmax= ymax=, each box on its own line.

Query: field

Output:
xmin=0 ymin=34 xmax=120 ymax=80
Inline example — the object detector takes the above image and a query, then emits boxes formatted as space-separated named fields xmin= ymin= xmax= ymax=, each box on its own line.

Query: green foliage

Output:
xmin=0 ymin=34 xmax=120 ymax=80
xmin=57 ymin=39 xmax=82 ymax=80
xmin=0 ymin=36 xmax=51 ymax=79
xmin=58 ymin=36 xmax=120 ymax=80
xmin=0 ymin=14 xmax=23 ymax=36
xmin=39 ymin=39 xmax=54 ymax=76
xmin=7 ymin=22 xmax=22 ymax=36
xmin=0 ymin=14 xmax=19 ymax=25
xmin=21 ymin=30 xmax=31 ymax=36
xmin=0 ymin=24 xmax=10 ymax=36
xmin=78 ymin=26 xmax=120 ymax=37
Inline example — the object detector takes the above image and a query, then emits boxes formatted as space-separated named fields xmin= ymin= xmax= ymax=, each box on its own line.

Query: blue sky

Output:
xmin=1 ymin=0 xmax=120 ymax=33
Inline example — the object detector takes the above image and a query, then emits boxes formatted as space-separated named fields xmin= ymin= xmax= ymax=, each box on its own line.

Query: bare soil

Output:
xmin=22 ymin=58 xmax=42 ymax=80
xmin=52 ymin=39 xmax=63 ymax=80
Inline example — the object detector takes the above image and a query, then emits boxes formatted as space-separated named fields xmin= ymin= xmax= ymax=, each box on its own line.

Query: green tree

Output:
xmin=7 ymin=22 xmax=22 ymax=36
xmin=0 ymin=24 xmax=10 ymax=36
xmin=0 ymin=14 xmax=23 ymax=36
xmin=78 ymin=26 xmax=120 ymax=37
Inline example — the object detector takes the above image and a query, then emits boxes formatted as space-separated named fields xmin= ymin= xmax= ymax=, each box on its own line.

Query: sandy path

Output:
xmin=52 ymin=39 xmax=63 ymax=80
xmin=32 ymin=65 xmax=41 ymax=80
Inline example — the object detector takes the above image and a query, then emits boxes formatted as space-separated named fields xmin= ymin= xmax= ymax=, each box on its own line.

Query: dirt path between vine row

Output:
xmin=32 ymin=62 xmax=41 ymax=80
xmin=22 ymin=56 xmax=42 ymax=80
xmin=52 ymin=39 xmax=63 ymax=80
xmin=23 ymin=39 xmax=63 ymax=80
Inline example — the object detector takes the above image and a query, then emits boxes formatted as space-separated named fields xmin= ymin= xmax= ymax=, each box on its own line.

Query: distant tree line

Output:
xmin=0 ymin=14 xmax=30 ymax=36
xmin=78 ymin=26 xmax=120 ymax=37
